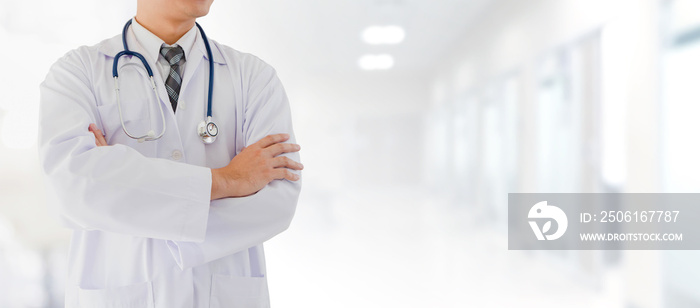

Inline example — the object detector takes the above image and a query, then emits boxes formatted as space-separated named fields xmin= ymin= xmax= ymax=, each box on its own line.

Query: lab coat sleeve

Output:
xmin=166 ymin=63 xmax=301 ymax=269
xmin=38 ymin=49 xmax=212 ymax=242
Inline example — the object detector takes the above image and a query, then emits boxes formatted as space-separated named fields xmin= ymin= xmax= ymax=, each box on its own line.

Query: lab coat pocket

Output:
xmin=96 ymin=100 xmax=159 ymax=157
xmin=210 ymin=274 xmax=270 ymax=308
xmin=77 ymin=281 xmax=154 ymax=308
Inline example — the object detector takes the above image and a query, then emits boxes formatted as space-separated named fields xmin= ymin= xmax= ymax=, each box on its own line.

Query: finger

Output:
xmin=89 ymin=129 xmax=102 ymax=146
xmin=265 ymin=142 xmax=300 ymax=157
xmin=271 ymin=156 xmax=304 ymax=170
xmin=255 ymin=133 xmax=290 ymax=148
xmin=95 ymin=130 xmax=108 ymax=146
xmin=89 ymin=124 xmax=108 ymax=146
xmin=270 ymin=168 xmax=300 ymax=181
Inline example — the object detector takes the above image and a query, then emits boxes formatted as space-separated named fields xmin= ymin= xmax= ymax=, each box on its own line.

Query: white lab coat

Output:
xmin=39 ymin=23 xmax=300 ymax=308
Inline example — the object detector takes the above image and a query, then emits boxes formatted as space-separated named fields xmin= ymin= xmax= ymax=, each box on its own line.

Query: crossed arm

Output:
xmin=87 ymin=123 xmax=304 ymax=200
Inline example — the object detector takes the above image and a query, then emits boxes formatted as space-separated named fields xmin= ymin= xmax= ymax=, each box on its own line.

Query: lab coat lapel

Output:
xmin=180 ymin=28 xmax=227 ymax=98
xmin=180 ymin=44 xmax=204 ymax=99
xmin=151 ymin=66 xmax=176 ymax=120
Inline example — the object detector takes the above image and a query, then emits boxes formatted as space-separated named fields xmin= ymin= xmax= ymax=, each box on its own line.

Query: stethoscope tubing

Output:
xmin=111 ymin=19 xmax=215 ymax=142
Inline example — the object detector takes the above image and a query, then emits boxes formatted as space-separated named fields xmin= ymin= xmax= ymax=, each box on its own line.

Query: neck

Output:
xmin=135 ymin=11 xmax=194 ymax=45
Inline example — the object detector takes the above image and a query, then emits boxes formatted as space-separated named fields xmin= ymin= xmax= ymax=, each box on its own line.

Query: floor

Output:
xmin=265 ymin=186 xmax=626 ymax=308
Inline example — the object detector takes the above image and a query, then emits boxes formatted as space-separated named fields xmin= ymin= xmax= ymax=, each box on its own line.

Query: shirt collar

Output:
xmin=130 ymin=17 xmax=197 ymax=65
xmin=97 ymin=19 xmax=226 ymax=65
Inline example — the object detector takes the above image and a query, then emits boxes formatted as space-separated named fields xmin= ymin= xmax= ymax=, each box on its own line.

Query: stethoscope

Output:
xmin=112 ymin=19 xmax=218 ymax=144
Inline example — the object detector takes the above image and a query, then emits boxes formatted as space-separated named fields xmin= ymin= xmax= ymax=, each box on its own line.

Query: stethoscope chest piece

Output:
xmin=198 ymin=116 xmax=218 ymax=144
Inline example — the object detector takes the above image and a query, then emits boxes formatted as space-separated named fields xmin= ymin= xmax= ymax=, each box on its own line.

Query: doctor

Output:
xmin=39 ymin=0 xmax=302 ymax=307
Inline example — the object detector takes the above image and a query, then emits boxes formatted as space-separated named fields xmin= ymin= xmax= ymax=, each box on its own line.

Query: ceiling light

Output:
xmin=358 ymin=54 xmax=394 ymax=70
xmin=361 ymin=25 xmax=405 ymax=45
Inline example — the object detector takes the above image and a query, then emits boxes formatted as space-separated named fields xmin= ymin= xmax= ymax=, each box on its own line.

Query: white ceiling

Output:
xmin=203 ymin=0 xmax=492 ymax=73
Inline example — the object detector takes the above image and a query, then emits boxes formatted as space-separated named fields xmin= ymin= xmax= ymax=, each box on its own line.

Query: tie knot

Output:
xmin=160 ymin=45 xmax=185 ymax=66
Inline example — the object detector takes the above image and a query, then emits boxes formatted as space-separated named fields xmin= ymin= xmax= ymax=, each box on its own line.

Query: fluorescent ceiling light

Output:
xmin=362 ymin=25 xmax=405 ymax=45
xmin=358 ymin=54 xmax=394 ymax=70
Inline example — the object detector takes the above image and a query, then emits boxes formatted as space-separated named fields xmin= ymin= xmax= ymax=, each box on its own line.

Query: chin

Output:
xmin=179 ymin=0 xmax=213 ymax=18
xmin=191 ymin=0 xmax=214 ymax=17
xmin=192 ymin=9 xmax=210 ymax=18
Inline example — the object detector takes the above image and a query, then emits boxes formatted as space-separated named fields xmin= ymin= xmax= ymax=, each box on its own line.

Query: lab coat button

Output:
xmin=171 ymin=150 xmax=182 ymax=161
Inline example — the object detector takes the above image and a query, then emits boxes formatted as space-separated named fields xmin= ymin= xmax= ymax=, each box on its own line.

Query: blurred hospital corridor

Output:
xmin=268 ymin=187 xmax=627 ymax=307
xmin=2 ymin=0 xmax=700 ymax=307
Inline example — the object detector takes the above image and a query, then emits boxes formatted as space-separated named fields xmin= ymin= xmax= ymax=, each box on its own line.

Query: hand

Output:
xmin=211 ymin=133 xmax=303 ymax=200
xmin=89 ymin=123 xmax=108 ymax=146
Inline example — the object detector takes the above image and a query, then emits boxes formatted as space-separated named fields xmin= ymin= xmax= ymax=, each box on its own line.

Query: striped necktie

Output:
xmin=160 ymin=45 xmax=185 ymax=112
